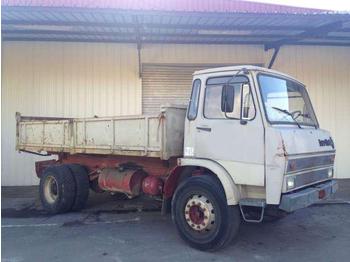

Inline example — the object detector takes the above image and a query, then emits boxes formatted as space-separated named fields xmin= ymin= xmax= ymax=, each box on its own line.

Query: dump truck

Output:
xmin=16 ymin=65 xmax=337 ymax=251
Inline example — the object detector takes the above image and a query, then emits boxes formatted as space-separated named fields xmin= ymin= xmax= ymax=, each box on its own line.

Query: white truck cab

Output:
xmin=181 ymin=65 xmax=337 ymax=218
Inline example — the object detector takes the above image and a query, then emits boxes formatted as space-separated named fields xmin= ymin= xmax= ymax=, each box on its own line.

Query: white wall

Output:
xmin=142 ymin=44 xmax=265 ymax=64
xmin=2 ymin=42 xmax=350 ymax=185
xmin=2 ymin=42 xmax=141 ymax=185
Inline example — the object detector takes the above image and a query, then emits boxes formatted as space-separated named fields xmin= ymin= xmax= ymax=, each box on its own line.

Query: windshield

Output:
xmin=258 ymin=74 xmax=318 ymax=127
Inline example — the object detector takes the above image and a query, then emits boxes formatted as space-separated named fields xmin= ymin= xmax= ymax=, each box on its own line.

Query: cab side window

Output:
xmin=187 ymin=79 xmax=201 ymax=120
xmin=204 ymin=76 xmax=255 ymax=120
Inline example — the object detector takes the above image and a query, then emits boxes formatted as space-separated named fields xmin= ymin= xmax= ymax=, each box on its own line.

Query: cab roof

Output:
xmin=193 ymin=65 xmax=303 ymax=85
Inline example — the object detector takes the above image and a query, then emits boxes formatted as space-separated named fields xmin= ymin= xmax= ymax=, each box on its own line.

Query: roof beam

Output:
xmin=3 ymin=29 xmax=350 ymax=43
xmin=1 ymin=19 xmax=312 ymax=32
xmin=133 ymin=15 xmax=143 ymax=78
xmin=4 ymin=19 xmax=350 ymax=36
xmin=3 ymin=36 xmax=350 ymax=48
xmin=0 ymin=36 xmax=267 ymax=45
xmin=0 ymin=29 xmax=302 ymax=39
xmin=268 ymin=46 xmax=280 ymax=69
xmin=264 ymin=21 xmax=344 ymax=50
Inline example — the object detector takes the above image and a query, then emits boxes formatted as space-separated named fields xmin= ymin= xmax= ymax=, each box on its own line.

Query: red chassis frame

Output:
xmin=35 ymin=153 xmax=187 ymax=200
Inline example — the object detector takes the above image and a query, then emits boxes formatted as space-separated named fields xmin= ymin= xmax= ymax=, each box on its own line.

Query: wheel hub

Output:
xmin=184 ymin=195 xmax=215 ymax=232
xmin=44 ymin=175 xmax=59 ymax=204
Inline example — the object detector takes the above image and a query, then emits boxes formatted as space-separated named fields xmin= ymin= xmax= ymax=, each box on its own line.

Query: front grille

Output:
xmin=286 ymin=154 xmax=334 ymax=173
xmin=284 ymin=154 xmax=335 ymax=192
xmin=289 ymin=168 xmax=330 ymax=189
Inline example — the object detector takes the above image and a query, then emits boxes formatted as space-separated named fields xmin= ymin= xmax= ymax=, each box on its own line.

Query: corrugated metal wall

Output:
xmin=142 ymin=44 xmax=265 ymax=64
xmin=2 ymin=42 xmax=141 ymax=185
xmin=142 ymin=64 xmax=199 ymax=114
xmin=141 ymin=44 xmax=264 ymax=114
xmin=2 ymin=42 xmax=349 ymax=185
xmin=142 ymin=64 xmax=232 ymax=114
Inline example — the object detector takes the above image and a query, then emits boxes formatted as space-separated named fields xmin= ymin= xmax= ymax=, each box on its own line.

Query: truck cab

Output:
xmin=180 ymin=65 xmax=337 ymax=213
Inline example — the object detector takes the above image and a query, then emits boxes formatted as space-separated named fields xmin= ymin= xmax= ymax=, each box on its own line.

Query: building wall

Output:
xmin=2 ymin=42 xmax=349 ymax=185
xmin=2 ymin=42 xmax=141 ymax=185
xmin=142 ymin=43 xmax=264 ymax=64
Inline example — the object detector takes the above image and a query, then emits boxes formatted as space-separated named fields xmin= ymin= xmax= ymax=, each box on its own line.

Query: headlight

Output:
xmin=286 ymin=176 xmax=295 ymax=190
xmin=328 ymin=168 xmax=333 ymax=178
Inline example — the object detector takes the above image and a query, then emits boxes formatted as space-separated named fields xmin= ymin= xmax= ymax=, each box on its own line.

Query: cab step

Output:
xmin=239 ymin=198 xmax=266 ymax=223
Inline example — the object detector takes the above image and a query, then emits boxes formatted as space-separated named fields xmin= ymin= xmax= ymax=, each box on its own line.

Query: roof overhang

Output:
xmin=2 ymin=5 xmax=350 ymax=48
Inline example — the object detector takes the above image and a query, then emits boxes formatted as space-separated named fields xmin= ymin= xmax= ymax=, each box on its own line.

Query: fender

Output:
xmin=178 ymin=158 xmax=240 ymax=205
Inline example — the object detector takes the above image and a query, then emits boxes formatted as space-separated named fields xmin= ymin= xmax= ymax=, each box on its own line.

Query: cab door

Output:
xmin=194 ymin=74 xmax=265 ymax=186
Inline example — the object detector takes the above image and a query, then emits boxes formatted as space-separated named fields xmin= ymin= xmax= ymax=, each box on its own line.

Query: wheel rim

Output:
xmin=43 ymin=175 xmax=59 ymax=204
xmin=184 ymin=194 xmax=215 ymax=232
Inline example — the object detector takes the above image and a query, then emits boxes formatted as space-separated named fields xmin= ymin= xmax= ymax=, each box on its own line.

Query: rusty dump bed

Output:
xmin=16 ymin=106 xmax=186 ymax=160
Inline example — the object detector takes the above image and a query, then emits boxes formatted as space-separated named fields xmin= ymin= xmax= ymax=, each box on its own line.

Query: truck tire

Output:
xmin=39 ymin=165 xmax=76 ymax=214
xmin=172 ymin=175 xmax=240 ymax=251
xmin=67 ymin=164 xmax=90 ymax=211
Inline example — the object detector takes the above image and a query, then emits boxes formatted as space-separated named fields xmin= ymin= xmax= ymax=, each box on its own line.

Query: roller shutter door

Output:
xmin=142 ymin=64 xmax=213 ymax=115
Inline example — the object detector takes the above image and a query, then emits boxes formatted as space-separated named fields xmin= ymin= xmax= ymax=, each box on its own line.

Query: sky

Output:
xmin=249 ymin=0 xmax=350 ymax=11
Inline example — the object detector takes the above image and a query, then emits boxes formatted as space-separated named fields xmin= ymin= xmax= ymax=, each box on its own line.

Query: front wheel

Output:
xmin=171 ymin=176 xmax=240 ymax=251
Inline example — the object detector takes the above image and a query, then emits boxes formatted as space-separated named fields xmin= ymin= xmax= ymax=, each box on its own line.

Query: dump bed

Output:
xmin=16 ymin=106 xmax=186 ymax=160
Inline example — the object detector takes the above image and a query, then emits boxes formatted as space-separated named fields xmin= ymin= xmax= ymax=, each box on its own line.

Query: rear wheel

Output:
xmin=39 ymin=165 xmax=76 ymax=214
xmin=172 ymin=176 xmax=240 ymax=251
xmin=67 ymin=164 xmax=90 ymax=211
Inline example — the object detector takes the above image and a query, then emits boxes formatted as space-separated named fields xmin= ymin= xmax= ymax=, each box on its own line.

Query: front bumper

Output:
xmin=279 ymin=180 xmax=338 ymax=212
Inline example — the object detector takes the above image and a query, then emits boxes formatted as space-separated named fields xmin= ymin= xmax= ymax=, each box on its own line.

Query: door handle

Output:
xmin=196 ymin=126 xmax=212 ymax=132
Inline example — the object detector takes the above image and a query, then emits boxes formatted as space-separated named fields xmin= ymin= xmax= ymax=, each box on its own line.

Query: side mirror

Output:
xmin=221 ymin=84 xmax=234 ymax=113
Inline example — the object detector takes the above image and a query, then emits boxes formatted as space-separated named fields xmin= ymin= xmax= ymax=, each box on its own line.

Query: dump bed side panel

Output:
xmin=16 ymin=106 xmax=186 ymax=160
xmin=73 ymin=116 xmax=161 ymax=155
xmin=17 ymin=119 xmax=71 ymax=153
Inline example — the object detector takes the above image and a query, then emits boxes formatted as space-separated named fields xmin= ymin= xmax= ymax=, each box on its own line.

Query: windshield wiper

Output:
xmin=291 ymin=110 xmax=317 ymax=129
xmin=294 ymin=113 xmax=318 ymax=129
xmin=307 ymin=119 xmax=318 ymax=129
xmin=272 ymin=107 xmax=301 ymax=128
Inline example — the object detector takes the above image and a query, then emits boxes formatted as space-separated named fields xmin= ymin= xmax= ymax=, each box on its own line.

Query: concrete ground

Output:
xmin=2 ymin=179 xmax=350 ymax=262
